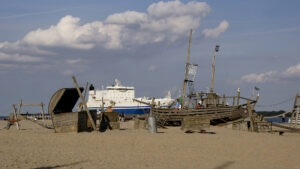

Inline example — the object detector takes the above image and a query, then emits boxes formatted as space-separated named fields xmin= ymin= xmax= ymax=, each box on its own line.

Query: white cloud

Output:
xmin=240 ymin=71 xmax=278 ymax=83
xmin=1 ymin=0 xmax=224 ymax=53
xmin=282 ymin=63 xmax=300 ymax=78
xmin=65 ymin=58 xmax=83 ymax=64
xmin=0 ymin=0 xmax=229 ymax=74
xmin=240 ymin=62 xmax=300 ymax=83
xmin=202 ymin=20 xmax=229 ymax=38
xmin=0 ymin=52 xmax=42 ymax=62
xmin=147 ymin=0 xmax=210 ymax=18
xmin=61 ymin=70 xmax=74 ymax=76
xmin=105 ymin=11 xmax=147 ymax=24
xmin=0 ymin=63 xmax=18 ymax=69
xmin=23 ymin=15 xmax=97 ymax=50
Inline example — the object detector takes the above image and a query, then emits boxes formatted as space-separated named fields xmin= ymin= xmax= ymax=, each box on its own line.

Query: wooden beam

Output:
xmin=182 ymin=29 xmax=193 ymax=109
xmin=222 ymin=94 xmax=226 ymax=106
xmin=247 ymin=100 xmax=254 ymax=132
xmin=210 ymin=46 xmax=219 ymax=93
xmin=237 ymin=88 xmax=240 ymax=105
xmin=252 ymin=94 xmax=260 ymax=108
xmin=18 ymin=100 xmax=22 ymax=115
xmin=295 ymin=98 xmax=300 ymax=128
xmin=150 ymin=98 xmax=155 ymax=117
xmin=72 ymin=76 xmax=96 ymax=130
xmin=133 ymin=98 xmax=154 ymax=106
xmin=290 ymin=94 xmax=298 ymax=127
xmin=21 ymin=103 xmax=43 ymax=106
xmin=232 ymin=96 xmax=235 ymax=106
xmin=12 ymin=104 xmax=20 ymax=130
xmin=40 ymin=102 xmax=45 ymax=121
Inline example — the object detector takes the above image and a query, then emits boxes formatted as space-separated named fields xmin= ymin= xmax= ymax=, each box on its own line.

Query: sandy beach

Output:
xmin=0 ymin=120 xmax=300 ymax=169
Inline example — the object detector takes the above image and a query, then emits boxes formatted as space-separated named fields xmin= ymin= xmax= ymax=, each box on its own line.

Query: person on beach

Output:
xmin=106 ymin=106 xmax=113 ymax=112
xmin=120 ymin=112 xmax=125 ymax=122
xmin=175 ymin=99 xmax=181 ymax=109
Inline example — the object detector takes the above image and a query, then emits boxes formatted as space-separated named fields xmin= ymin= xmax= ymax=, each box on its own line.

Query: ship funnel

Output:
xmin=89 ymin=84 xmax=95 ymax=95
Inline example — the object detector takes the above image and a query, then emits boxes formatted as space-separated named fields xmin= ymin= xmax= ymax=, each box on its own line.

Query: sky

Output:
xmin=1 ymin=0 xmax=300 ymax=115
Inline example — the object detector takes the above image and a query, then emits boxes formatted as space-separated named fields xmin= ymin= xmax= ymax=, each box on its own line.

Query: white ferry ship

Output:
xmin=87 ymin=79 xmax=175 ymax=114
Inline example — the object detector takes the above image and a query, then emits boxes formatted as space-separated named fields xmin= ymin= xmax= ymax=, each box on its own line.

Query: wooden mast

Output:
xmin=72 ymin=76 xmax=96 ymax=131
xmin=209 ymin=45 xmax=219 ymax=93
xmin=182 ymin=29 xmax=193 ymax=109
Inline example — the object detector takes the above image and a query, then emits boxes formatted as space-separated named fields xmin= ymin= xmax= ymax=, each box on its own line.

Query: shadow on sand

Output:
xmin=34 ymin=160 xmax=88 ymax=169
xmin=213 ymin=161 xmax=235 ymax=169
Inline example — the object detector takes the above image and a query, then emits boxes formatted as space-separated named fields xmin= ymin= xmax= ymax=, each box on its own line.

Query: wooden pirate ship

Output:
xmin=149 ymin=29 xmax=259 ymax=127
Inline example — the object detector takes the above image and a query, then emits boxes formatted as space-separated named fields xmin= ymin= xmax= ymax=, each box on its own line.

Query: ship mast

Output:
xmin=182 ymin=29 xmax=193 ymax=109
xmin=209 ymin=45 xmax=219 ymax=93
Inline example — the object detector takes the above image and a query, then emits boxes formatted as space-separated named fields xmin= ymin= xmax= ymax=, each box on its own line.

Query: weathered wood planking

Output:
xmin=181 ymin=116 xmax=210 ymax=131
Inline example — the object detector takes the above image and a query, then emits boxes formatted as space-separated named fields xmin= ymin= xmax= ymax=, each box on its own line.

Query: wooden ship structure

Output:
xmin=149 ymin=29 xmax=259 ymax=127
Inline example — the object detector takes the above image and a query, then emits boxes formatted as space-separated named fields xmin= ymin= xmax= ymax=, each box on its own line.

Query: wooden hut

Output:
xmin=48 ymin=88 xmax=97 ymax=133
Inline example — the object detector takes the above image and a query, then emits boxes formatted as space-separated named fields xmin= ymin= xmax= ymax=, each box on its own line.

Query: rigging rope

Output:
xmin=256 ymin=96 xmax=294 ymax=108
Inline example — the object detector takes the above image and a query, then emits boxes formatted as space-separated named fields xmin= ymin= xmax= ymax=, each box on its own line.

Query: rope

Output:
xmin=264 ymin=108 xmax=294 ymax=118
xmin=256 ymin=96 xmax=294 ymax=108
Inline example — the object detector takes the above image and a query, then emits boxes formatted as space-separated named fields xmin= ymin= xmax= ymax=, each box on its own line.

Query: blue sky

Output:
xmin=1 ymin=0 xmax=300 ymax=115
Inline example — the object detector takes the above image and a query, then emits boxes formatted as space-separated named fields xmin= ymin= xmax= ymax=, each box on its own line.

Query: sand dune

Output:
xmin=0 ymin=120 xmax=300 ymax=169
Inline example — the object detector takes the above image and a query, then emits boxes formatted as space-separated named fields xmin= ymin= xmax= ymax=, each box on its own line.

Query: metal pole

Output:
xmin=182 ymin=29 xmax=193 ymax=109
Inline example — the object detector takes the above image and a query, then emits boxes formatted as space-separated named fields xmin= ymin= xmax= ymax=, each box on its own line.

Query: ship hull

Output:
xmin=88 ymin=106 xmax=151 ymax=115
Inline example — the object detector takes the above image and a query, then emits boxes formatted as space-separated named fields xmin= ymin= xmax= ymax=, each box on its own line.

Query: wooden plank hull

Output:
xmin=152 ymin=106 xmax=245 ymax=125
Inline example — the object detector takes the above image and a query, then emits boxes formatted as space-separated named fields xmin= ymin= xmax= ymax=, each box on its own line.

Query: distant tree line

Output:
xmin=257 ymin=110 xmax=292 ymax=117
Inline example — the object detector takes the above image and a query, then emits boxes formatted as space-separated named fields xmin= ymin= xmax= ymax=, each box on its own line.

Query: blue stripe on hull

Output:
xmin=113 ymin=108 xmax=150 ymax=114
xmin=88 ymin=107 xmax=150 ymax=114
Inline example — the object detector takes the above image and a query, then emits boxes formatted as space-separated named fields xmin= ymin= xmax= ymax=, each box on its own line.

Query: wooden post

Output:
xmin=247 ymin=100 xmax=254 ymax=132
xmin=210 ymin=46 xmax=218 ymax=93
xmin=150 ymin=98 xmax=155 ymax=117
xmin=232 ymin=96 xmax=235 ymax=106
xmin=17 ymin=100 xmax=22 ymax=115
xmin=295 ymin=96 xmax=300 ymax=127
xmin=237 ymin=88 xmax=240 ymax=105
xmin=41 ymin=102 xmax=45 ymax=121
xmin=80 ymin=82 xmax=89 ymax=111
xmin=72 ymin=76 xmax=96 ymax=130
xmin=17 ymin=100 xmax=22 ymax=116
xmin=253 ymin=93 xmax=260 ymax=108
xmin=182 ymin=29 xmax=193 ymax=109
xmin=12 ymin=104 xmax=20 ymax=130
xmin=222 ymin=94 xmax=226 ymax=106
xmin=290 ymin=94 xmax=298 ymax=126
xmin=99 ymin=97 xmax=104 ymax=122
xmin=83 ymin=82 xmax=89 ymax=99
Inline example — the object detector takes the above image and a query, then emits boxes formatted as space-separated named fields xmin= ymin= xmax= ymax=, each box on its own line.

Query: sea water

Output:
xmin=265 ymin=117 xmax=290 ymax=123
